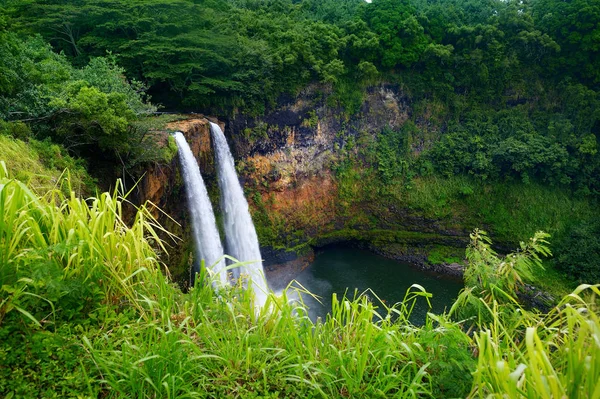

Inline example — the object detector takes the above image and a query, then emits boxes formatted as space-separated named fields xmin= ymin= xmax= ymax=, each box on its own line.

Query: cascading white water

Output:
xmin=174 ymin=131 xmax=228 ymax=287
xmin=209 ymin=122 xmax=269 ymax=308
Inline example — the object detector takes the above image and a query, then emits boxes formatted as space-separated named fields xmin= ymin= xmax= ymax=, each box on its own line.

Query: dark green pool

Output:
xmin=285 ymin=247 xmax=464 ymax=324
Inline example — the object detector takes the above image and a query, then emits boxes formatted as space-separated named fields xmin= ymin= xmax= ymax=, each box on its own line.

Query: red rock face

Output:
xmin=127 ymin=118 xmax=211 ymax=221
xmin=137 ymin=163 xmax=171 ymax=218
xmin=255 ymin=173 xmax=338 ymax=237
xmin=129 ymin=85 xmax=471 ymax=282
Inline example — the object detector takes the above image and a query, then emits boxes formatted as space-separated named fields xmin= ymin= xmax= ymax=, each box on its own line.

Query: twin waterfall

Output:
xmin=175 ymin=123 xmax=268 ymax=308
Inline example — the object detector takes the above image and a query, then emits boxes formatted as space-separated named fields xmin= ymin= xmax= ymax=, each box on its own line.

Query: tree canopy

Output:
xmin=1 ymin=0 xmax=598 ymax=194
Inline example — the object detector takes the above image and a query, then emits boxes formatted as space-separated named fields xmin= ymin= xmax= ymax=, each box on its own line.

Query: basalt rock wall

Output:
xmin=135 ymin=86 xmax=472 ymax=285
xmin=224 ymin=84 xmax=470 ymax=274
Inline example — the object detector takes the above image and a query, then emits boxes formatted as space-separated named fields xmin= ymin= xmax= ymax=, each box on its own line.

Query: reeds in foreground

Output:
xmin=1 ymin=162 xmax=599 ymax=398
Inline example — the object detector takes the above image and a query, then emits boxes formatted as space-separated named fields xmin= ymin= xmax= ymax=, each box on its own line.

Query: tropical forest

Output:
xmin=0 ymin=0 xmax=599 ymax=397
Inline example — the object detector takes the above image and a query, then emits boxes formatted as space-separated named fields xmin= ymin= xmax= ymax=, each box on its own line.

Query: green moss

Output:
xmin=428 ymin=246 xmax=465 ymax=265
xmin=162 ymin=135 xmax=178 ymax=163
xmin=301 ymin=110 xmax=319 ymax=128
xmin=533 ymin=262 xmax=576 ymax=299
xmin=402 ymin=176 xmax=594 ymax=245
xmin=311 ymin=228 xmax=464 ymax=248
xmin=241 ymin=121 xmax=269 ymax=144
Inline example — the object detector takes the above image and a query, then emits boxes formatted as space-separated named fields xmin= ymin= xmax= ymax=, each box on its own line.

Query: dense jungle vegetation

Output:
xmin=1 ymin=0 xmax=599 ymax=279
xmin=0 ymin=0 xmax=599 ymax=396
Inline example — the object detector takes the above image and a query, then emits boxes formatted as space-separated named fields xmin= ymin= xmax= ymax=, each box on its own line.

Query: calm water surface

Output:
xmin=280 ymin=247 xmax=463 ymax=324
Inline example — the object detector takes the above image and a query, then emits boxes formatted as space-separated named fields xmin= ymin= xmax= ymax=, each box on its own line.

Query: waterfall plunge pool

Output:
xmin=268 ymin=247 xmax=464 ymax=324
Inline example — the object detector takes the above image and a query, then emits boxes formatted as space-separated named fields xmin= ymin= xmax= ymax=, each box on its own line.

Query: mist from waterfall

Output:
xmin=174 ymin=131 xmax=228 ymax=287
xmin=209 ymin=122 xmax=268 ymax=308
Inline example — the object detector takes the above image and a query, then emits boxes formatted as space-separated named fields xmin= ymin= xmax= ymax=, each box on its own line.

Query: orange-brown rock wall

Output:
xmin=131 ymin=86 xmax=471 ymax=284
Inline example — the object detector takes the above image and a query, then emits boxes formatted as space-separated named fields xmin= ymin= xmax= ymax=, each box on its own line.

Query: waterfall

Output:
xmin=174 ymin=131 xmax=228 ymax=287
xmin=210 ymin=122 xmax=269 ymax=308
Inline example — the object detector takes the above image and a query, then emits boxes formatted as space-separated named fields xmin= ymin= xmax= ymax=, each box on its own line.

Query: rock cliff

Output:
xmin=225 ymin=84 xmax=470 ymax=273
xmin=126 ymin=117 xmax=217 ymax=287
xmin=133 ymin=85 xmax=475 ymax=286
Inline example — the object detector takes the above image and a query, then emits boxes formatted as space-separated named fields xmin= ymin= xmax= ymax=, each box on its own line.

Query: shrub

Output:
xmin=554 ymin=219 xmax=600 ymax=283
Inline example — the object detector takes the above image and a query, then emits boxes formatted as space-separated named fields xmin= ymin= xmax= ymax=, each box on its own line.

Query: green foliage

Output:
xmin=0 ymin=30 xmax=159 ymax=173
xmin=4 ymin=0 xmax=598 ymax=127
xmin=376 ymin=125 xmax=409 ymax=184
xmin=327 ymin=78 xmax=365 ymax=115
xmin=429 ymin=109 xmax=560 ymax=182
xmin=363 ymin=0 xmax=428 ymax=68
xmin=0 ymin=324 xmax=100 ymax=398
xmin=0 ymin=120 xmax=31 ymax=140
xmin=531 ymin=0 xmax=600 ymax=85
xmin=449 ymin=231 xmax=600 ymax=397
xmin=405 ymin=175 xmax=477 ymax=219
xmin=0 ymin=135 xmax=94 ymax=195
xmin=74 ymin=56 xmax=153 ymax=115
xmin=0 ymin=32 xmax=71 ymax=119
xmin=242 ymin=120 xmax=269 ymax=143
xmin=419 ymin=99 xmax=600 ymax=194
xmin=417 ymin=318 xmax=475 ymax=398
xmin=554 ymin=219 xmax=600 ymax=283
xmin=50 ymin=84 xmax=133 ymax=148
xmin=85 ymin=283 xmax=437 ymax=399
xmin=0 ymin=163 xmax=172 ymax=328
xmin=1 ymin=0 xmax=600 ymax=395
xmin=468 ymin=284 xmax=600 ymax=398
xmin=1 ymin=168 xmax=600 ymax=398
xmin=464 ymin=229 xmax=550 ymax=298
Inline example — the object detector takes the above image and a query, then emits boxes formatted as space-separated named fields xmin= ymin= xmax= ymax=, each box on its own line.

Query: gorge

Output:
xmin=174 ymin=117 xmax=461 ymax=324
xmin=2 ymin=0 xmax=599 ymax=394
xmin=134 ymin=86 xmax=473 ymax=289
xmin=132 ymin=82 xmax=584 ymax=312
xmin=173 ymin=118 xmax=464 ymax=315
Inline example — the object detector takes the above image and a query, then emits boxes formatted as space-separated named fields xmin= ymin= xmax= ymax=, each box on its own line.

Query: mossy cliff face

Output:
xmin=135 ymin=90 xmax=472 ymax=281
xmin=223 ymin=84 xmax=471 ymax=273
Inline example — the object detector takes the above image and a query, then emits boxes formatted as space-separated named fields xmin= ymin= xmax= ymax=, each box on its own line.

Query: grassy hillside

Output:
xmin=0 ymin=134 xmax=95 ymax=195
xmin=0 ymin=169 xmax=598 ymax=398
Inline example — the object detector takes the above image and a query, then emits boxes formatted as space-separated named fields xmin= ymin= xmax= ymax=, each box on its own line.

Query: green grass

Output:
xmin=469 ymin=285 xmax=600 ymax=398
xmin=427 ymin=246 xmax=464 ymax=265
xmin=1 ymin=166 xmax=599 ymax=398
xmin=533 ymin=260 xmax=576 ymax=299
xmin=0 ymin=135 xmax=95 ymax=195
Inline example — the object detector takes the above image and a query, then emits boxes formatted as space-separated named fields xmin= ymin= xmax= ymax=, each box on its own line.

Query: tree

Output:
xmin=554 ymin=220 xmax=600 ymax=283
xmin=531 ymin=0 xmax=600 ymax=86
xmin=363 ymin=0 xmax=429 ymax=68
xmin=0 ymin=30 xmax=156 ymax=168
